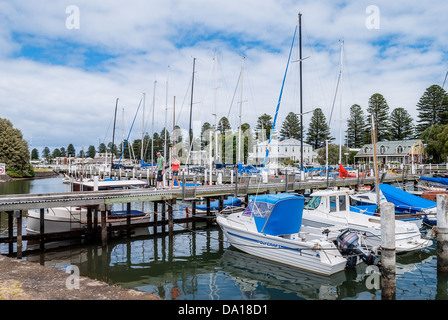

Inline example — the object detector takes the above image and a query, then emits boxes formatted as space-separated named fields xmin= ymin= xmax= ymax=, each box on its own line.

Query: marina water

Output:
xmin=0 ymin=176 xmax=446 ymax=300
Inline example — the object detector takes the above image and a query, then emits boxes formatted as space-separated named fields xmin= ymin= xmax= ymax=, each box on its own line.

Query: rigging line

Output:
xmin=175 ymin=77 xmax=192 ymax=128
xmin=102 ymin=113 xmax=114 ymax=145
xmin=118 ymin=96 xmax=143 ymax=166
xmin=263 ymin=23 xmax=298 ymax=168
xmin=226 ymin=69 xmax=241 ymax=120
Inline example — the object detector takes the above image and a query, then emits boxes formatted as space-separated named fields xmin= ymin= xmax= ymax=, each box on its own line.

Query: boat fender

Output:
xmin=336 ymin=229 xmax=379 ymax=268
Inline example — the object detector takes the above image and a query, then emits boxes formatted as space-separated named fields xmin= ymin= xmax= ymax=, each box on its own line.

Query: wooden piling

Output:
xmin=161 ymin=201 xmax=166 ymax=233
xmin=101 ymin=204 xmax=107 ymax=247
xmin=191 ymin=199 xmax=196 ymax=229
xmin=15 ymin=210 xmax=22 ymax=258
xmin=8 ymin=211 xmax=13 ymax=255
xmin=86 ymin=207 xmax=92 ymax=241
xmin=126 ymin=202 xmax=131 ymax=237
xmin=437 ymin=194 xmax=448 ymax=273
xmin=153 ymin=201 xmax=158 ymax=234
xmin=39 ymin=208 xmax=45 ymax=251
xmin=168 ymin=199 xmax=174 ymax=237
xmin=380 ymin=202 xmax=396 ymax=300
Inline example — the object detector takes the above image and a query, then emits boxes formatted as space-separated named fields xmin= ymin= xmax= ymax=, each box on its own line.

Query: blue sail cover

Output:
xmin=196 ymin=196 xmax=242 ymax=210
xmin=420 ymin=176 xmax=448 ymax=186
xmin=249 ymin=193 xmax=305 ymax=236
xmin=379 ymin=184 xmax=436 ymax=212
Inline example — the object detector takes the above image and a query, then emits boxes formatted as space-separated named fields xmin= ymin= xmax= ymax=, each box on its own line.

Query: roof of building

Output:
xmin=355 ymin=139 xmax=423 ymax=157
xmin=256 ymin=138 xmax=312 ymax=147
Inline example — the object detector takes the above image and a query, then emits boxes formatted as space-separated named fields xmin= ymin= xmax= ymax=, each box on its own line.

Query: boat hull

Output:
xmin=301 ymin=211 xmax=432 ymax=253
xmin=26 ymin=208 xmax=151 ymax=234
xmin=217 ymin=215 xmax=347 ymax=276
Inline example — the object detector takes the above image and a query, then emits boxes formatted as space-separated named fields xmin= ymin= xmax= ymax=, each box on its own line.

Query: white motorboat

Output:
xmin=350 ymin=184 xmax=437 ymax=226
xmin=26 ymin=206 xmax=151 ymax=234
xmin=301 ymin=189 xmax=433 ymax=253
xmin=26 ymin=178 xmax=151 ymax=234
xmin=216 ymin=193 xmax=377 ymax=276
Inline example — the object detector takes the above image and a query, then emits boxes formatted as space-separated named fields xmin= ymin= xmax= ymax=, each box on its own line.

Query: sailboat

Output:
xmin=217 ymin=15 xmax=381 ymax=275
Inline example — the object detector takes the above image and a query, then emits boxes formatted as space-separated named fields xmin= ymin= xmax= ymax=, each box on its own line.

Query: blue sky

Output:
xmin=1 ymin=0 xmax=448 ymax=156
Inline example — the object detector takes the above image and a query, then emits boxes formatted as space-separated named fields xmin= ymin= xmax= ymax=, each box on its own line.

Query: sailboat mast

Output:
xmin=141 ymin=93 xmax=146 ymax=162
xmin=164 ymin=66 xmax=170 ymax=160
xmin=338 ymin=40 xmax=344 ymax=165
xmin=238 ymin=56 xmax=245 ymax=164
xmin=172 ymin=96 xmax=176 ymax=160
xmin=111 ymin=98 xmax=118 ymax=171
xmin=299 ymin=13 xmax=304 ymax=174
xmin=189 ymin=57 xmax=196 ymax=155
xmin=151 ymin=81 xmax=157 ymax=164
xmin=371 ymin=114 xmax=380 ymax=207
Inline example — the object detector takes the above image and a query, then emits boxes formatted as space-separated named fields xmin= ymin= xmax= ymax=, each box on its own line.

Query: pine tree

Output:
xmin=255 ymin=113 xmax=273 ymax=140
xmin=217 ymin=117 xmax=231 ymax=134
xmin=42 ymin=147 xmax=50 ymax=159
xmin=345 ymin=104 xmax=367 ymax=148
xmin=67 ymin=144 xmax=76 ymax=157
xmin=86 ymin=145 xmax=96 ymax=158
xmin=416 ymin=84 xmax=448 ymax=136
xmin=388 ymin=107 xmax=414 ymax=140
xmin=366 ymin=93 xmax=390 ymax=141
xmin=306 ymin=108 xmax=332 ymax=149
xmin=280 ymin=112 xmax=301 ymax=141
xmin=31 ymin=148 xmax=39 ymax=160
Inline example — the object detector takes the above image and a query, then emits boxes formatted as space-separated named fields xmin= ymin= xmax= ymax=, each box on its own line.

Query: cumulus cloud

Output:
xmin=0 ymin=0 xmax=447 ymax=153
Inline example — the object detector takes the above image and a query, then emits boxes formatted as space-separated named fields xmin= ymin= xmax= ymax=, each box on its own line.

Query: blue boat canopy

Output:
xmin=379 ymin=184 xmax=436 ymax=212
xmin=247 ymin=193 xmax=305 ymax=236
xmin=196 ymin=196 xmax=242 ymax=210
xmin=420 ymin=176 xmax=448 ymax=186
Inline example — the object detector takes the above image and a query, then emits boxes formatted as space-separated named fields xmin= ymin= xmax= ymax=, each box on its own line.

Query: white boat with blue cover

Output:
xmin=217 ymin=193 xmax=352 ymax=276
xmin=350 ymin=184 xmax=437 ymax=225
xmin=301 ymin=189 xmax=432 ymax=253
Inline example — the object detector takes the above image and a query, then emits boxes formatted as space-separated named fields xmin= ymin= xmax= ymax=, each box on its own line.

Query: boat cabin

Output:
xmin=305 ymin=189 xmax=354 ymax=213
xmin=242 ymin=193 xmax=305 ymax=236
xmin=71 ymin=179 xmax=148 ymax=191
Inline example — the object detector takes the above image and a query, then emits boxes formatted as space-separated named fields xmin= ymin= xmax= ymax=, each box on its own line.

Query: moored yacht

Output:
xmin=301 ymin=188 xmax=432 ymax=253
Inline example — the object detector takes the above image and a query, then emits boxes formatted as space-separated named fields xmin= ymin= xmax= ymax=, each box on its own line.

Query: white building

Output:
xmin=248 ymin=138 xmax=317 ymax=165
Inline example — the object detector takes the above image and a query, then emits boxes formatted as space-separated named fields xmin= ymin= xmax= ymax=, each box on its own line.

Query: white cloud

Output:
xmin=0 ymin=0 xmax=447 ymax=154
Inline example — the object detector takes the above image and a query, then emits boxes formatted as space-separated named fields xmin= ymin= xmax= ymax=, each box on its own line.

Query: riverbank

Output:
xmin=0 ymin=255 xmax=160 ymax=300
xmin=0 ymin=169 xmax=59 ymax=184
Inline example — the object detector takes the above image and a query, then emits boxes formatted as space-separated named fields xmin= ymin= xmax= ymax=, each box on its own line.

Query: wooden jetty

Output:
xmin=0 ymin=173 xmax=417 ymax=257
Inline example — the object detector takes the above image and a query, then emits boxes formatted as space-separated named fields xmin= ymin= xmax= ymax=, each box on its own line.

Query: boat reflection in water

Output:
xmin=22 ymin=221 xmax=441 ymax=300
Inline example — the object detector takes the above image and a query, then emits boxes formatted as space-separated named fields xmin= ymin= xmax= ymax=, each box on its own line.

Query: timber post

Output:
xmin=437 ymin=194 xmax=448 ymax=273
xmin=380 ymin=202 xmax=396 ymax=300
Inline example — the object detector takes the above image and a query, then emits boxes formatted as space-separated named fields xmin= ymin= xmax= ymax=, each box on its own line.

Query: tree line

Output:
xmin=33 ymin=83 xmax=448 ymax=165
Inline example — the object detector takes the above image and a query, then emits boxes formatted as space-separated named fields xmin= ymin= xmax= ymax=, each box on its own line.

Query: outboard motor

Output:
xmin=337 ymin=229 xmax=379 ymax=268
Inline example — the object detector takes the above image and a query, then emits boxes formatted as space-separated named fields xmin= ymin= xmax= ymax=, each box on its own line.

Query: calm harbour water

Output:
xmin=0 ymin=176 xmax=447 ymax=300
